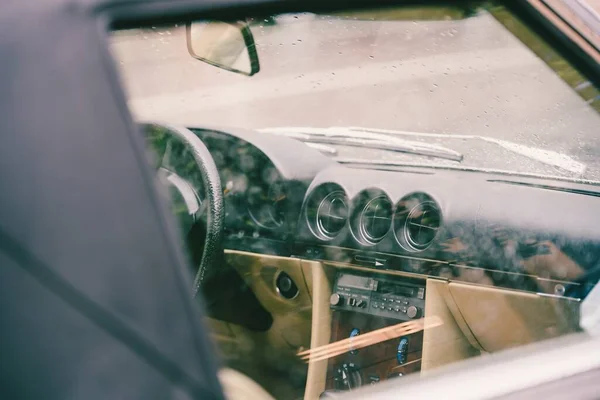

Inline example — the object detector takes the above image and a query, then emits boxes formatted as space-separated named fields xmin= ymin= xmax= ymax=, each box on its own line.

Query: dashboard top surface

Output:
xmin=162 ymin=125 xmax=600 ymax=299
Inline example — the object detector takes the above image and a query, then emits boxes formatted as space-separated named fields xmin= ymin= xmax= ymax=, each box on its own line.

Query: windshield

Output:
xmin=113 ymin=5 xmax=600 ymax=181
xmin=110 ymin=2 xmax=600 ymax=399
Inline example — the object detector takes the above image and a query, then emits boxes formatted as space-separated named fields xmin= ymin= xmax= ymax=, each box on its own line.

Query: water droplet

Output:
xmin=297 ymin=39 xmax=302 ymax=42
xmin=369 ymin=55 xmax=374 ymax=59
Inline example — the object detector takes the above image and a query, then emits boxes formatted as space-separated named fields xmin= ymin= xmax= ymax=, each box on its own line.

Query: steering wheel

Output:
xmin=141 ymin=122 xmax=224 ymax=296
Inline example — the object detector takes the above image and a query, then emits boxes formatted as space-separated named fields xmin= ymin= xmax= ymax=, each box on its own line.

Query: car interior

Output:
xmin=110 ymin=2 xmax=600 ymax=399
xmin=140 ymin=118 xmax=592 ymax=400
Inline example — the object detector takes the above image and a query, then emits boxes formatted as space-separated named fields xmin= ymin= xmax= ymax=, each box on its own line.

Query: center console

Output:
xmin=324 ymin=272 xmax=426 ymax=392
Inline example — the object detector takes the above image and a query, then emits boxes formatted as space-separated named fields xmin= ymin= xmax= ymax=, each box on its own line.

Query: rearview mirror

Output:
xmin=186 ymin=21 xmax=260 ymax=76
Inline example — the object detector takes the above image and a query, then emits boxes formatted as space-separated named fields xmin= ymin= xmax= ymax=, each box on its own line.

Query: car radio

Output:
xmin=329 ymin=272 xmax=425 ymax=321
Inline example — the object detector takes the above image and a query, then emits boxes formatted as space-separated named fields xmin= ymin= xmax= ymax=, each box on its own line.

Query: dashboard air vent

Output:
xmin=317 ymin=191 xmax=349 ymax=239
xmin=394 ymin=193 xmax=442 ymax=251
xmin=348 ymin=189 xmax=393 ymax=245
xmin=306 ymin=183 xmax=349 ymax=241
xmin=405 ymin=201 xmax=441 ymax=249
xmin=359 ymin=196 xmax=393 ymax=244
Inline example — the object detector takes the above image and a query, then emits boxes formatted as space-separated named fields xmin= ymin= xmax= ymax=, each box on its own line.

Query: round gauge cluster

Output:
xmin=247 ymin=179 xmax=287 ymax=229
xmin=305 ymin=184 xmax=442 ymax=251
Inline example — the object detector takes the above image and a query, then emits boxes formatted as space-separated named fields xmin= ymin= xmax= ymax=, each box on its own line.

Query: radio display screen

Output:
xmin=378 ymin=282 xmax=415 ymax=297
xmin=337 ymin=274 xmax=377 ymax=291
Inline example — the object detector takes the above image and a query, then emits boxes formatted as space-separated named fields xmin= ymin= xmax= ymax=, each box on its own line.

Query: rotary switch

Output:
xmin=406 ymin=305 xmax=420 ymax=319
xmin=334 ymin=363 xmax=362 ymax=390
xmin=330 ymin=293 xmax=343 ymax=306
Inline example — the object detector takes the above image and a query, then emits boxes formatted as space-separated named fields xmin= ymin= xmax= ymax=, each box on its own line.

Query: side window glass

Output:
xmin=111 ymin=3 xmax=600 ymax=399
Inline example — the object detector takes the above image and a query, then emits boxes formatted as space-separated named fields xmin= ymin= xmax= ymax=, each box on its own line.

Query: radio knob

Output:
xmin=406 ymin=305 xmax=419 ymax=319
xmin=330 ymin=293 xmax=343 ymax=306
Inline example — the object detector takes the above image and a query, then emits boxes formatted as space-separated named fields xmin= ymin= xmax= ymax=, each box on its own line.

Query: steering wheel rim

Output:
xmin=141 ymin=122 xmax=224 ymax=296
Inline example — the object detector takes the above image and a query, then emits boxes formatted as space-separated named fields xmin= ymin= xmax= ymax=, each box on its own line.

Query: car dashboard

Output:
xmin=184 ymin=126 xmax=597 ymax=397
xmin=193 ymin=127 xmax=599 ymax=297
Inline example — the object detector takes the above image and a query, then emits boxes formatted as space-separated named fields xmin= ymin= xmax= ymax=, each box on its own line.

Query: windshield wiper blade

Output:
xmin=259 ymin=126 xmax=463 ymax=162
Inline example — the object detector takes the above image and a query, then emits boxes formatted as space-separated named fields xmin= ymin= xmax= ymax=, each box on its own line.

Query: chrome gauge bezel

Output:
xmin=357 ymin=195 xmax=393 ymax=245
xmin=315 ymin=190 xmax=349 ymax=240
xmin=305 ymin=183 xmax=350 ymax=241
xmin=393 ymin=192 xmax=442 ymax=252
xmin=349 ymin=189 xmax=394 ymax=246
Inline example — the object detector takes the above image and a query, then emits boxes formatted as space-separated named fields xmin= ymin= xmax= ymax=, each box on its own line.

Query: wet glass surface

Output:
xmin=111 ymin=3 xmax=600 ymax=399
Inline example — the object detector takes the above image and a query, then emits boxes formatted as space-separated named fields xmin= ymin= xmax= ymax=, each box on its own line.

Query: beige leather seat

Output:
xmin=218 ymin=368 xmax=276 ymax=400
